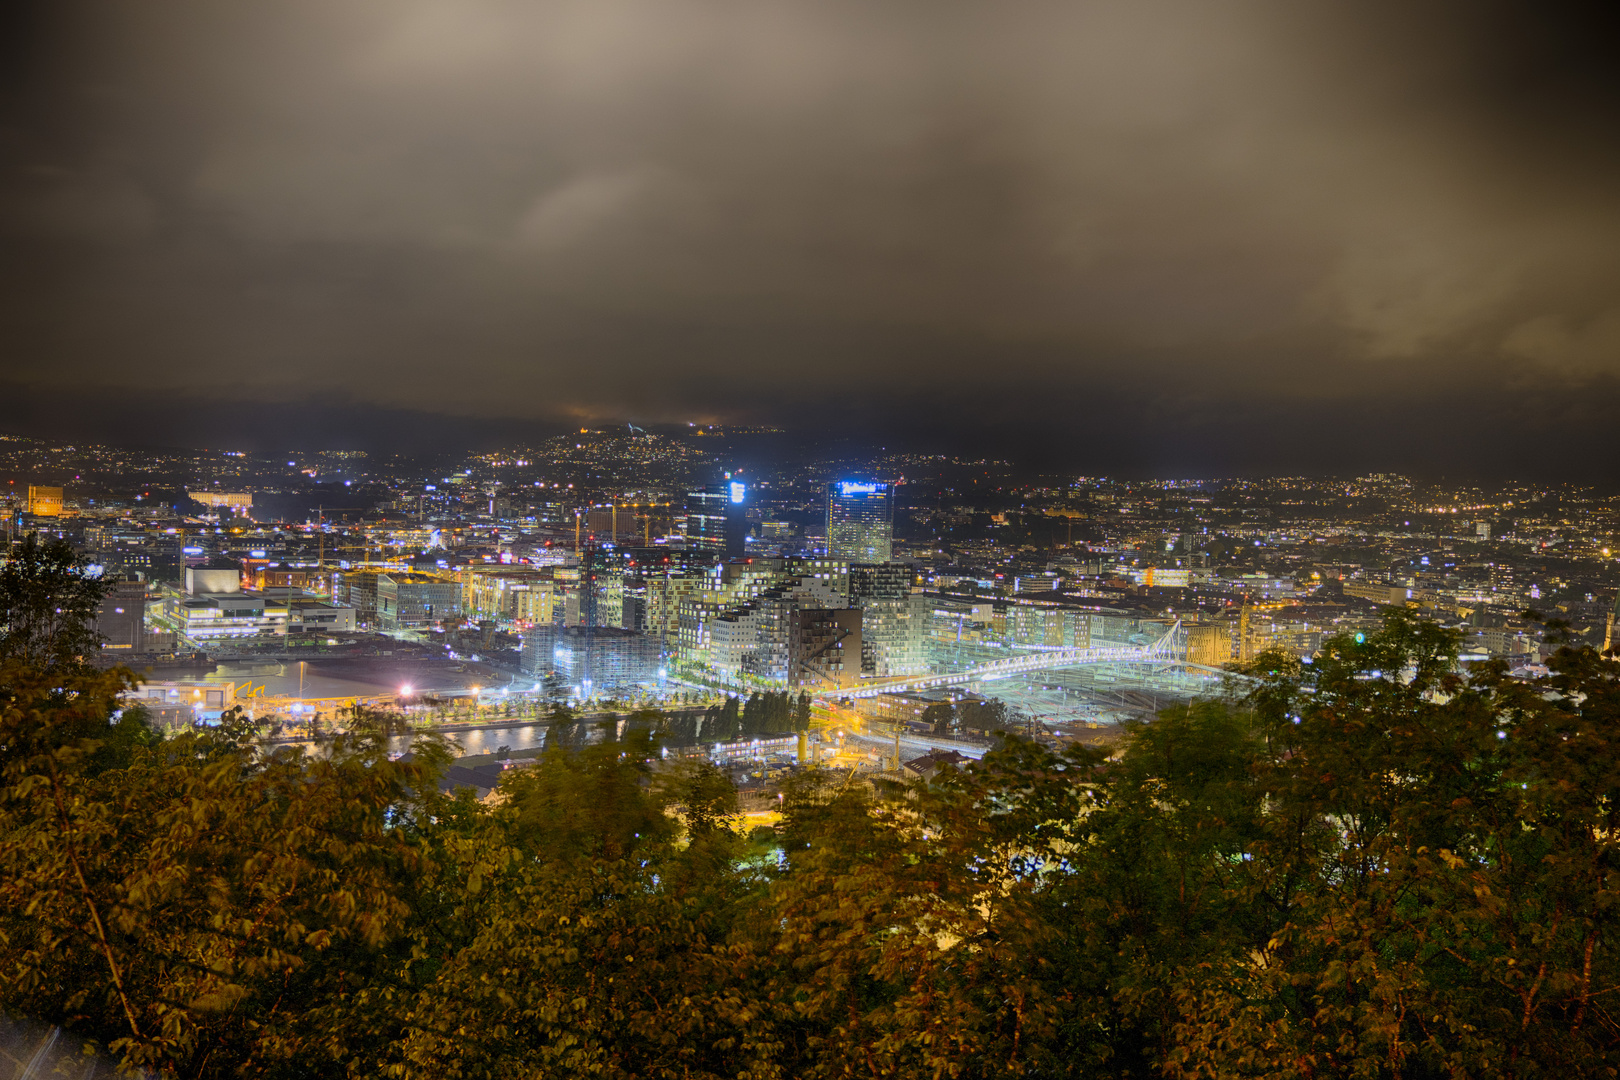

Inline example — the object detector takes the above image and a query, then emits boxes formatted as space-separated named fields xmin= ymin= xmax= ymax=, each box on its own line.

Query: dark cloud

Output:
xmin=2 ymin=0 xmax=1618 ymax=474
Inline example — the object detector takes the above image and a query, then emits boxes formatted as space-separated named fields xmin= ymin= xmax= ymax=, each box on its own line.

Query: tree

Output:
xmin=541 ymin=670 xmax=568 ymax=702
xmin=958 ymin=697 xmax=1007 ymax=733
xmin=1 ymin=695 xmax=457 ymax=1076
xmin=666 ymin=759 xmax=739 ymax=840
xmin=0 ymin=533 xmax=110 ymax=672
xmin=1163 ymin=614 xmax=1620 ymax=1078
xmin=716 ymin=694 xmax=740 ymax=741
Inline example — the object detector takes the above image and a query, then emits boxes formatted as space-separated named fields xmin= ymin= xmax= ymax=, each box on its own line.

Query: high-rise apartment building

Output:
xmin=827 ymin=481 xmax=893 ymax=563
xmin=848 ymin=563 xmax=928 ymax=678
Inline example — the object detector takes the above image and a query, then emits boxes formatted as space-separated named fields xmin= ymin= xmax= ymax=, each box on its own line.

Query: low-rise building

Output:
xmin=376 ymin=572 xmax=460 ymax=630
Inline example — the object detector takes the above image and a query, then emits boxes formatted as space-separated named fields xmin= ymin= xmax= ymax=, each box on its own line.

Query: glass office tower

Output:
xmin=684 ymin=486 xmax=729 ymax=555
xmin=685 ymin=477 xmax=748 ymax=558
xmin=826 ymin=480 xmax=893 ymax=563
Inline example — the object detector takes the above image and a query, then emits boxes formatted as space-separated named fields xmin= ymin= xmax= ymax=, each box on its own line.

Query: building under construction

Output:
xmin=522 ymin=624 xmax=663 ymax=694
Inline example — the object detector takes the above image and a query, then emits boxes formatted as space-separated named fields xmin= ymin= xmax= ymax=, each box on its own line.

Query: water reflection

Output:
xmin=420 ymin=723 xmax=550 ymax=757
xmin=270 ymin=721 xmax=552 ymax=758
xmin=172 ymin=659 xmax=495 ymax=702
xmin=272 ymin=712 xmax=715 ymax=760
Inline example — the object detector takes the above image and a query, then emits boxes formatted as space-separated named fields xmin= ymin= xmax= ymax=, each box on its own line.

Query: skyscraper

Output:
xmin=827 ymin=481 xmax=893 ymax=563
xmin=683 ymin=485 xmax=729 ymax=555
xmin=684 ymin=476 xmax=748 ymax=558
xmin=724 ymin=477 xmax=748 ymax=559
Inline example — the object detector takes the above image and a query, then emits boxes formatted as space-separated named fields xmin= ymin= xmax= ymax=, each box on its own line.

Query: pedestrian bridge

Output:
xmin=837 ymin=622 xmax=1184 ymax=700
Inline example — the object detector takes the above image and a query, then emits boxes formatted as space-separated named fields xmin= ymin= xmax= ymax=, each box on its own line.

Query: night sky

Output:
xmin=3 ymin=1 xmax=1619 ymax=476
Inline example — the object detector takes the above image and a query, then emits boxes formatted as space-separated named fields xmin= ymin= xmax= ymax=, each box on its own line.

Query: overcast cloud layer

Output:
xmin=3 ymin=0 xmax=1618 ymax=474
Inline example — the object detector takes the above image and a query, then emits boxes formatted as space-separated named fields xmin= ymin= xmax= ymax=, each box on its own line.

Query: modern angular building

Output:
xmin=827 ymin=481 xmax=893 ymax=563
xmin=336 ymin=569 xmax=459 ymax=630
xmin=702 ymin=574 xmax=847 ymax=681
xmin=789 ymin=608 xmax=863 ymax=690
xmin=185 ymin=562 xmax=243 ymax=596
xmin=670 ymin=558 xmax=853 ymax=679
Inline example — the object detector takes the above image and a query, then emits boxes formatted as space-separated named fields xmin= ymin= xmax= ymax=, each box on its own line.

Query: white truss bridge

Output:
xmin=837 ymin=621 xmax=1185 ymax=700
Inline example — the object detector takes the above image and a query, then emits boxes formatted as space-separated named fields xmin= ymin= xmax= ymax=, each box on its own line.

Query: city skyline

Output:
xmin=6 ymin=5 xmax=1620 ymax=1063
xmin=4 ymin=1 xmax=1620 ymax=476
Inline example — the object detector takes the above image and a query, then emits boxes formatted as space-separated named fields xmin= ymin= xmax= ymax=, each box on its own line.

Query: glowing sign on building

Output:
xmin=729 ymin=481 xmax=746 ymax=504
xmin=839 ymin=481 xmax=883 ymax=496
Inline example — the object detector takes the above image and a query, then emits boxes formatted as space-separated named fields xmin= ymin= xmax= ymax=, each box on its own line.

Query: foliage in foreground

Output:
xmin=3 ymin=549 xmax=1620 ymax=1078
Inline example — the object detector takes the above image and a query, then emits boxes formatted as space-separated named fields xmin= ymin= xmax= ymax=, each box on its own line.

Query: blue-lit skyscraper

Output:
xmin=826 ymin=480 xmax=893 ymax=563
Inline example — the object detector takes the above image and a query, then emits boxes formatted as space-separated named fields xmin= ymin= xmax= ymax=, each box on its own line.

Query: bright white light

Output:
xmin=401 ymin=684 xmax=413 ymax=696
